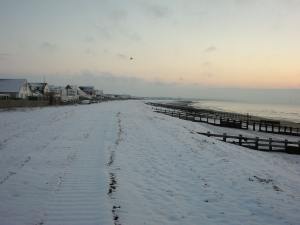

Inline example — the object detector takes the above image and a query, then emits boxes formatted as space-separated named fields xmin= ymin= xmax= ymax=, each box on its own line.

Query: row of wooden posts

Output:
xmin=198 ymin=132 xmax=300 ymax=154
xmin=149 ymin=105 xmax=300 ymax=154
xmin=148 ymin=102 xmax=300 ymax=137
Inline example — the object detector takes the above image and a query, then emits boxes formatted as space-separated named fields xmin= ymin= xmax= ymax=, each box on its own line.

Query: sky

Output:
xmin=0 ymin=0 xmax=300 ymax=99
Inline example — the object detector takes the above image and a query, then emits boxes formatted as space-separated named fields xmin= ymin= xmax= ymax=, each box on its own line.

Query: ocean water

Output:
xmin=191 ymin=100 xmax=300 ymax=123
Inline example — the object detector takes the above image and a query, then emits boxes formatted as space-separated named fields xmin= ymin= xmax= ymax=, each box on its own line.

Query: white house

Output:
xmin=48 ymin=85 xmax=66 ymax=97
xmin=92 ymin=89 xmax=103 ymax=100
xmin=0 ymin=79 xmax=31 ymax=99
xmin=61 ymin=85 xmax=79 ymax=102
xmin=49 ymin=85 xmax=87 ymax=103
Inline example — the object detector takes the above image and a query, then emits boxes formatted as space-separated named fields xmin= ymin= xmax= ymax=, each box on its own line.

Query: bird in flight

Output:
xmin=130 ymin=57 xmax=133 ymax=60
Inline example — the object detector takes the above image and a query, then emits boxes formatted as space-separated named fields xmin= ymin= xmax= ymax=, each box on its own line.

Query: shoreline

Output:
xmin=167 ymin=100 xmax=300 ymax=128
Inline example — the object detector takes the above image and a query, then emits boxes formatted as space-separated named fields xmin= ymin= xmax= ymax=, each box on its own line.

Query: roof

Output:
xmin=29 ymin=83 xmax=48 ymax=94
xmin=29 ymin=82 xmax=47 ymax=91
xmin=0 ymin=79 xmax=27 ymax=93
xmin=77 ymin=87 xmax=92 ymax=99
xmin=48 ymin=85 xmax=64 ymax=92
xmin=79 ymin=86 xmax=95 ymax=92
xmin=66 ymin=85 xmax=78 ymax=90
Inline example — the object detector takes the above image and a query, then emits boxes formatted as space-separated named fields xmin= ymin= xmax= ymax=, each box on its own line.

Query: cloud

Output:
xmin=116 ymin=53 xmax=127 ymax=60
xmin=109 ymin=9 xmax=128 ymax=24
xmin=140 ymin=2 xmax=170 ymax=18
xmin=200 ymin=72 xmax=214 ymax=78
xmin=204 ymin=46 xmax=217 ymax=53
xmin=95 ymin=26 xmax=113 ymax=40
xmin=84 ymin=48 xmax=96 ymax=56
xmin=234 ymin=0 xmax=254 ymax=5
xmin=40 ymin=42 xmax=58 ymax=52
xmin=84 ymin=36 xmax=95 ymax=43
xmin=103 ymin=48 xmax=110 ymax=54
xmin=202 ymin=61 xmax=211 ymax=67
xmin=96 ymin=25 xmax=142 ymax=42
xmin=94 ymin=8 xmax=141 ymax=43
xmin=0 ymin=53 xmax=11 ymax=61
xmin=127 ymin=32 xmax=142 ymax=42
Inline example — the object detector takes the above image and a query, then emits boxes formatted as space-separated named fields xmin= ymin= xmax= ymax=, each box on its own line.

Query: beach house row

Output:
xmin=0 ymin=79 xmax=103 ymax=103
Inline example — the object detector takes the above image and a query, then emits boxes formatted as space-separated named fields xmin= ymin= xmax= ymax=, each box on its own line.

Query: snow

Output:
xmin=0 ymin=101 xmax=300 ymax=225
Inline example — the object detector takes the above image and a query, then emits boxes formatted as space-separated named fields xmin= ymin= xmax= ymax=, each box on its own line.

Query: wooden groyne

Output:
xmin=198 ymin=132 xmax=300 ymax=154
xmin=147 ymin=102 xmax=300 ymax=137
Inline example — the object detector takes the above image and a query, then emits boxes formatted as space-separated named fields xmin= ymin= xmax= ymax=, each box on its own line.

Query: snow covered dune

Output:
xmin=0 ymin=101 xmax=299 ymax=225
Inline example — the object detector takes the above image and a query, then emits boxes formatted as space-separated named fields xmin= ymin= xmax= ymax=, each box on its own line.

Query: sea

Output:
xmin=191 ymin=100 xmax=300 ymax=124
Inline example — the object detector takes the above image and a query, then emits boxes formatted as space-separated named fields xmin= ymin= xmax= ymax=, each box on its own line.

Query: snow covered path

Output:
xmin=0 ymin=101 xmax=300 ymax=225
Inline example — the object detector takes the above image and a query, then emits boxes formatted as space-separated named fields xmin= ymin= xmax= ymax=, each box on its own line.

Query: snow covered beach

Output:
xmin=0 ymin=101 xmax=300 ymax=225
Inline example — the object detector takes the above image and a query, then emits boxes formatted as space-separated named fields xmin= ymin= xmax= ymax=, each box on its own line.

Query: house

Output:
xmin=29 ymin=82 xmax=49 ymax=97
xmin=95 ymin=89 xmax=104 ymax=100
xmin=61 ymin=85 xmax=79 ymax=102
xmin=48 ymin=85 xmax=66 ymax=98
xmin=79 ymin=86 xmax=96 ymax=97
xmin=49 ymin=85 xmax=90 ymax=103
xmin=77 ymin=87 xmax=92 ymax=100
xmin=0 ymin=79 xmax=31 ymax=99
xmin=95 ymin=89 xmax=103 ymax=96
xmin=48 ymin=85 xmax=67 ymax=104
xmin=0 ymin=94 xmax=9 ymax=100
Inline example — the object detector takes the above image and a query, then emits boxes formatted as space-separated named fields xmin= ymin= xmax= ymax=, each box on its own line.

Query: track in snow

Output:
xmin=107 ymin=112 xmax=123 ymax=225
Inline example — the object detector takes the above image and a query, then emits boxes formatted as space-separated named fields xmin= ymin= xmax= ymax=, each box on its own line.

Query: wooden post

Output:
xmin=253 ymin=122 xmax=255 ymax=131
xmin=207 ymin=131 xmax=211 ymax=137
xmin=259 ymin=123 xmax=262 ymax=131
xmin=269 ymin=138 xmax=272 ymax=151
xmin=247 ymin=113 xmax=250 ymax=124
xmin=239 ymin=135 xmax=242 ymax=146
xmin=206 ymin=116 xmax=209 ymax=123
xmin=298 ymin=141 xmax=300 ymax=152
xmin=290 ymin=127 xmax=293 ymax=134
xmin=223 ymin=133 xmax=227 ymax=142
xmin=271 ymin=124 xmax=274 ymax=133
xmin=255 ymin=137 xmax=259 ymax=150
xmin=284 ymin=139 xmax=288 ymax=152
xmin=284 ymin=126 xmax=287 ymax=134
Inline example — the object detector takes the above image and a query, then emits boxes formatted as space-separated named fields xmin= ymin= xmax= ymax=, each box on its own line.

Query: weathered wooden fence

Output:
xmin=198 ymin=131 xmax=300 ymax=154
xmin=148 ymin=102 xmax=300 ymax=137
